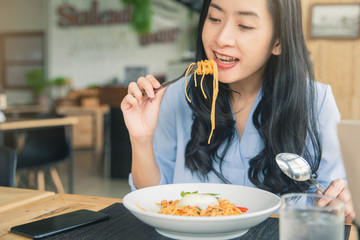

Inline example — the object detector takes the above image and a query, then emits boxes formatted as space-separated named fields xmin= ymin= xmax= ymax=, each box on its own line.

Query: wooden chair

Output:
xmin=0 ymin=146 xmax=17 ymax=187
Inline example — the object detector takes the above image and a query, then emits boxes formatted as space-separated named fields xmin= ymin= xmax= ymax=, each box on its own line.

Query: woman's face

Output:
xmin=202 ymin=0 xmax=281 ymax=85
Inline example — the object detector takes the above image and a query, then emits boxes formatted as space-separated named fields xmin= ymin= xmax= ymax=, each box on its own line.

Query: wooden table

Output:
xmin=0 ymin=187 xmax=357 ymax=240
xmin=0 ymin=117 xmax=78 ymax=193
xmin=0 ymin=187 xmax=54 ymax=213
xmin=0 ymin=187 xmax=121 ymax=239
xmin=3 ymin=105 xmax=47 ymax=117
xmin=0 ymin=116 xmax=78 ymax=131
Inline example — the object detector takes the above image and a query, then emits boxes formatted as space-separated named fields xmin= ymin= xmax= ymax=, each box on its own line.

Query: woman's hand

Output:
xmin=121 ymin=75 xmax=164 ymax=188
xmin=120 ymin=75 xmax=166 ymax=142
xmin=316 ymin=179 xmax=355 ymax=223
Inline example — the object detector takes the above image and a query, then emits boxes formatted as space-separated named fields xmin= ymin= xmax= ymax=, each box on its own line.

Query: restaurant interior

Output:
xmin=0 ymin=0 xmax=359 ymax=239
xmin=0 ymin=0 xmax=203 ymax=198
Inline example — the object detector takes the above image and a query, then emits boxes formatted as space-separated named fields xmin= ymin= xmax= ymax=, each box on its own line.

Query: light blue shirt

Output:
xmin=129 ymin=78 xmax=346 ymax=191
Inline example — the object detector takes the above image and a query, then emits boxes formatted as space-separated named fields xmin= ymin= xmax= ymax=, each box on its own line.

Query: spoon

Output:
xmin=275 ymin=153 xmax=326 ymax=193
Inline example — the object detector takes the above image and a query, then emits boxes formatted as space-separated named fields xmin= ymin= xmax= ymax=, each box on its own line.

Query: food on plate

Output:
xmin=184 ymin=59 xmax=218 ymax=144
xmin=158 ymin=191 xmax=248 ymax=217
xmin=178 ymin=192 xmax=219 ymax=210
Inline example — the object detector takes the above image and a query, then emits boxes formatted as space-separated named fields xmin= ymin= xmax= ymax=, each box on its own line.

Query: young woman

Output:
xmin=121 ymin=0 xmax=354 ymax=221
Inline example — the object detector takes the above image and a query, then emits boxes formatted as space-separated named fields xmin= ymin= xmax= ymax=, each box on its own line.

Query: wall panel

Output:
xmin=302 ymin=0 xmax=360 ymax=120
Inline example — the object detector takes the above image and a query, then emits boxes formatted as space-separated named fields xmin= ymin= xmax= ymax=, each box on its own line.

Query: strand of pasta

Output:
xmin=208 ymin=60 xmax=218 ymax=144
xmin=184 ymin=63 xmax=196 ymax=102
xmin=184 ymin=59 xmax=219 ymax=144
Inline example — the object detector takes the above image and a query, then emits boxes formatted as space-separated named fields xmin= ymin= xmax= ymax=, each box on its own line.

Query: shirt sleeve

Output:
xmin=315 ymin=84 xmax=347 ymax=190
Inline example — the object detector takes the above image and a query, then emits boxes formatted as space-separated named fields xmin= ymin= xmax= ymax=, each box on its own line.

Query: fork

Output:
xmin=142 ymin=68 xmax=191 ymax=96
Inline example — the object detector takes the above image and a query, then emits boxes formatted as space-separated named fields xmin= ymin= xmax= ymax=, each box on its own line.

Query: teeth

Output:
xmin=215 ymin=52 xmax=238 ymax=63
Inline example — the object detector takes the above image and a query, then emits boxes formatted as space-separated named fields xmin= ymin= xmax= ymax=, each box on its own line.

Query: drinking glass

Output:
xmin=280 ymin=193 xmax=345 ymax=240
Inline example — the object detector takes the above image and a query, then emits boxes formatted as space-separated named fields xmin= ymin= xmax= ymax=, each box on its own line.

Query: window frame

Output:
xmin=0 ymin=32 xmax=45 ymax=90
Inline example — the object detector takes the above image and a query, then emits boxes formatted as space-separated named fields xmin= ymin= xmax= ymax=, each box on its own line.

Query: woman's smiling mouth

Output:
xmin=215 ymin=52 xmax=239 ymax=64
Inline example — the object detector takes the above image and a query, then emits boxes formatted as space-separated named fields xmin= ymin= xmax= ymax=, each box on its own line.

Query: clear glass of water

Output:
xmin=280 ymin=193 xmax=345 ymax=240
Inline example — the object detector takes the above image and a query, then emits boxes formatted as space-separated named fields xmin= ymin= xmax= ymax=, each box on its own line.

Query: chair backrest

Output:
xmin=16 ymin=113 xmax=70 ymax=169
xmin=0 ymin=146 xmax=17 ymax=187
xmin=338 ymin=120 xmax=360 ymax=226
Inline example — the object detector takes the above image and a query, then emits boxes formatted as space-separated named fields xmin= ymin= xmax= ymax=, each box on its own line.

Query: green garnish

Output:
xmin=205 ymin=193 xmax=219 ymax=196
xmin=180 ymin=191 xmax=219 ymax=197
xmin=180 ymin=191 xmax=198 ymax=197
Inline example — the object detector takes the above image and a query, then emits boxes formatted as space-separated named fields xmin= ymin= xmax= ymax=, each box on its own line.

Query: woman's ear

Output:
xmin=272 ymin=39 xmax=282 ymax=56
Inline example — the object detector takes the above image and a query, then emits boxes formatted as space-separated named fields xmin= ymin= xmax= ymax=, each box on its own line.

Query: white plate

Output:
xmin=123 ymin=183 xmax=281 ymax=240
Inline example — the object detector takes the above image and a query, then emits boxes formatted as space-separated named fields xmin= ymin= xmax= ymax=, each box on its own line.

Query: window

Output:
xmin=0 ymin=32 xmax=44 ymax=89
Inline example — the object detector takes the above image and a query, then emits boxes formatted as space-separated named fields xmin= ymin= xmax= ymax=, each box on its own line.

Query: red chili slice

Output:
xmin=237 ymin=207 xmax=248 ymax=212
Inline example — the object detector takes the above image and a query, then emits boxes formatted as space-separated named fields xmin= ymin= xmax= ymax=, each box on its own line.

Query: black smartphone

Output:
xmin=10 ymin=209 xmax=109 ymax=239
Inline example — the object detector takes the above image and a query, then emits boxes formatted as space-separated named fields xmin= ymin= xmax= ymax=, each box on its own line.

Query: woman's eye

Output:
xmin=239 ymin=25 xmax=254 ymax=30
xmin=208 ymin=17 xmax=220 ymax=23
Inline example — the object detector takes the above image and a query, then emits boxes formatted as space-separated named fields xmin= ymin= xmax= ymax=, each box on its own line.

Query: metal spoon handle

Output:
xmin=310 ymin=177 xmax=327 ymax=193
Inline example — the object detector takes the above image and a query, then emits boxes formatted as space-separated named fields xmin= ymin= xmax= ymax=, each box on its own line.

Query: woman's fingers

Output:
xmin=121 ymin=94 xmax=139 ymax=111
xmin=137 ymin=75 xmax=161 ymax=99
xmin=146 ymin=74 xmax=161 ymax=89
xmin=344 ymin=199 xmax=355 ymax=223
xmin=121 ymin=74 xmax=165 ymax=112
xmin=317 ymin=179 xmax=355 ymax=223
xmin=127 ymin=81 xmax=143 ymax=99
xmin=325 ymin=179 xmax=346 ymax=197
xmin=337 ymin=185 xmax=352 ymax=204
xmin=337 ymin=186 xmax=356 ymax=222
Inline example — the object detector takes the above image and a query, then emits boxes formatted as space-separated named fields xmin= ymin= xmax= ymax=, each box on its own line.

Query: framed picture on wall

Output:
xmin=124 ymin=67 xmax=148 ymax=85
xmin=310 ymin=4 xmax=360 ymax=39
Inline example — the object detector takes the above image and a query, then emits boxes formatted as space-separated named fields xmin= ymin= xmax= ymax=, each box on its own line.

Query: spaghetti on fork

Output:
xmin=184 ymin=59 xmax=219 ymax=144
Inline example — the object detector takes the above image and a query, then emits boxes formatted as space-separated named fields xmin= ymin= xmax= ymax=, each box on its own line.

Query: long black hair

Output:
xmin=184 ymin=0 xmax=322 ymax=194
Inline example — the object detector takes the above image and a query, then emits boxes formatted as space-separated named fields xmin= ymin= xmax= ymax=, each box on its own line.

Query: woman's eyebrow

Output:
xmin=237 ymin=10 xmax=259 ymax=18
xmin=209 ymin=3 xmax=223 ymax=12
xmin=209 ymin=2 xmax=259 ymax=19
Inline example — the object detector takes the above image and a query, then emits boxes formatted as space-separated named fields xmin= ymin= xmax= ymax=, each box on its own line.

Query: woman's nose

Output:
xmin=215 ymin=23 xmax=236 ymax=47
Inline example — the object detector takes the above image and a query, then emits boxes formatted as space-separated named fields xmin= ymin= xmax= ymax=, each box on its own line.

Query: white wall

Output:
xmin=0 ymin=0 xmax=47 ymax=32
xmin=0 ymin=0 xmax=198 ymax=105
xmin=47 ymin=0 xmax=198 ymax=89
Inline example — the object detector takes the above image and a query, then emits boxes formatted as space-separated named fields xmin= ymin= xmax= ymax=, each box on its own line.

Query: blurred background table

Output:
xmin=0 ymin=116 xmax=78 ymax=133
xmin=3 ymin=105 xmax=47 ymax=117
